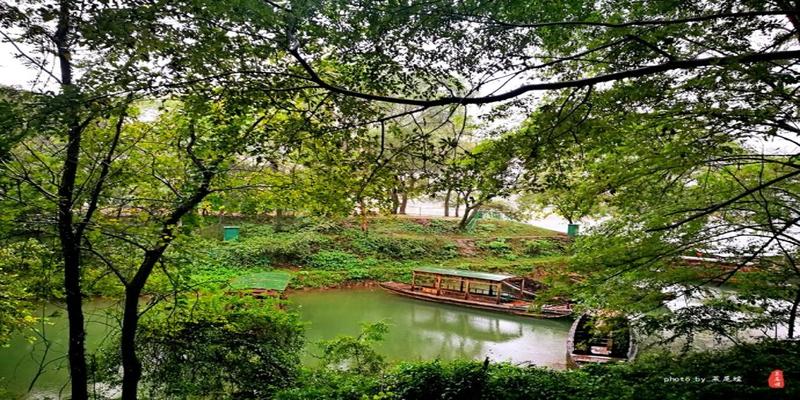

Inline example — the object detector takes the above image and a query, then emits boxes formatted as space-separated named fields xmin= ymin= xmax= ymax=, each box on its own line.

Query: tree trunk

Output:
xmin=54 ymin=2 xmax=89 ymax=398
xmin=359 ymin=199 xmax=368 ymax=232
xmin=62 ymin=243 xmax=87 ymax=400
xmin=789 ymin=286 xmax=800 ymax=339
xmin=399 ymin=192 xmax=408 ymax=214
xmin=119 ymin=175 xmax=213 ymax=398
xmin=120 ymin=286 xmax=143 ymax=399
xmin=120 ymin=249 xmax=163 ymax=399
xmin=458 ymin=206 xmax=473 ymax=230
xmin=444 ymin=189 xmax=451 ymax=217
xmin=390 ymin=188 xmax=400 ymax=214
xmin=454 ymin=193 xmax=461 ymax=217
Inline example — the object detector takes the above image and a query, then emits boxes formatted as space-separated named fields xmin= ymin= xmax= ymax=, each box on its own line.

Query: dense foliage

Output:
xmin=96 ymin=295 xmax=304 ymax=399
xmin=278 ymin=340 xmax=800 ymax=400
xmin=3 ymin=0 xmax=800 ymax=398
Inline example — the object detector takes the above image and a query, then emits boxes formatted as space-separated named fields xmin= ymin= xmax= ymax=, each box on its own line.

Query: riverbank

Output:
xmin=183 ymin=216 xmax=572 ymax=294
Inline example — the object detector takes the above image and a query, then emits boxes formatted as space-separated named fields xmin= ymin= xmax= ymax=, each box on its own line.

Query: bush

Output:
xmin=522 ymin=240 xmax=564 ymax=257
xmin=311 ymin=219 xmax=345 ymax=234
xmin=215 ymin=232 xmax=331 ymax=267
xmin=317 ymin=321 xmax=389 ymax=375
xmin=97 ymin=295 xmax=304 ymax=399
xmin=290 ymin=264 xmax=413 ymax=288
xmin=239 ymin=223 xmax=276 ymax=237
xmin=349 ymin=234 xmax=433 ymax=260
xmin=309 ymin=251 xmax=362 ymax=270
xmin=473 ymin=223 xmax=497 ymax=234
xmin=388 ymin=360 xmax=494 ymax=400
xmin=275 ymin=369 xmax=382 ymax=400
xmin=276 ymin=341 xmax=800 ymax=400
xmin=441 ymin=242 xmax=460 ymax=259
xmin=428 ymin=218 xmax=458 ymax=233
xmin=291 ymin=270 xmax=349 ymax=288
xmin=477 ymin=238 xmax=512 ymax=256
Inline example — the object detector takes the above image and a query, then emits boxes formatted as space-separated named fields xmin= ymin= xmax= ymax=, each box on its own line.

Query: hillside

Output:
xmin=187 ymin=216 xmax=571 ymax=291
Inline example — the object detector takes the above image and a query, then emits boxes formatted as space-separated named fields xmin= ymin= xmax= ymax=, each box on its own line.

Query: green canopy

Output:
xmin=414 ymin=267 xmax=514 ymax=282
xmin=231 ymin=271 xmax=292 ymax=291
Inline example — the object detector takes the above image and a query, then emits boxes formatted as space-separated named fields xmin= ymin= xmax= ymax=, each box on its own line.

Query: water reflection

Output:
xmin=0 ymin=290 xmax=572 ymax=398
xmin=292 ymin=288 xmax=571 ymax=367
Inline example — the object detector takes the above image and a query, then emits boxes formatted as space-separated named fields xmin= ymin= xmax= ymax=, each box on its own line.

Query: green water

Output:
xmin=0 ymin=301 xmax=118 ymax=399
xmin=0 ymin=289 xmax=572 ymax=398
xmin=292 ymin=288 xmax=572 ymax=367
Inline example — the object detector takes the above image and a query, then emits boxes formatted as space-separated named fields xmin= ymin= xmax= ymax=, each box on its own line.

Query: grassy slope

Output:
xmin=188 ymin=216 xmax=571 ymax=291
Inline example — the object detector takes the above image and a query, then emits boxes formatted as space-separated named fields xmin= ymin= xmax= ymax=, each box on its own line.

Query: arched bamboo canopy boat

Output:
xmin=566 ymin=312 xmax=637 ymax=368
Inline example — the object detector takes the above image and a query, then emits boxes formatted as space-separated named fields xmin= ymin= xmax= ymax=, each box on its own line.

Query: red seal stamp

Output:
xmin=768 ymin=369 xmax=784 ymax=389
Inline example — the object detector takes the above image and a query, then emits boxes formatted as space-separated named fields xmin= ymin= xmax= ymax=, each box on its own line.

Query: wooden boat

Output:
xmin=379 ymin=267 xmax=572 ymax=319
xmin=566 ymin=313 xmax=637 ymax=367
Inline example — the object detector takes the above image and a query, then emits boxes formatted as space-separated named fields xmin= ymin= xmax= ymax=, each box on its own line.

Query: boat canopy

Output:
xmin=231 ymin=271 xmax=292 ymax=291
xmin=414 ymin=267 xmax=515 ymax=282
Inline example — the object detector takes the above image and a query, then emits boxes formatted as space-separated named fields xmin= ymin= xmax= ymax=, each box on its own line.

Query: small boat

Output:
xmin=566 ymin=313 xmax=637 ymax=367
xmin=379 ymin=267 xmax=572 ymax=319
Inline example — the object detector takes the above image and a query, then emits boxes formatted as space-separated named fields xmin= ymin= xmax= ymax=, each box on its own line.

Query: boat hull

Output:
xmin=379 ymin=281 xmax=571 ymax=319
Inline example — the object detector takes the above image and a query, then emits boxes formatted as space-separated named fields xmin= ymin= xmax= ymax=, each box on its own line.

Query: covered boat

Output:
xmin=379 ymin=267 xmax=572 ymax=318
xmin=566 ymin=313 xmax=637 ymax=367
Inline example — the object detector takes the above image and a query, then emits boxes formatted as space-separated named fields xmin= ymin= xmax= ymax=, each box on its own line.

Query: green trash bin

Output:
xmin=567 ymin=223 xmax=579 ymax=237
xmin=223 ymin=226 xmax=240 ymax=241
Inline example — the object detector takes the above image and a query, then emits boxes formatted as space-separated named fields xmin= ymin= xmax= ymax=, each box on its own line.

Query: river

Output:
xmin=291 ymin=287 xmax=571 ymax=366
xmin=0 ymin=289 xmax=571 ymax=398
xmin=0 ymin=301 xmax=117 ymax=399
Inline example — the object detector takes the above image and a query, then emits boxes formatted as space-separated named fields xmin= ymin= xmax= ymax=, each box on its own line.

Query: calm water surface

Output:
xmin=291 ymin=288 xmax=572 ymax=367
xmin=0 ymin=289 xmax=571 ymax=398
xmin=0 ymin=301 xmax=117 ymax=399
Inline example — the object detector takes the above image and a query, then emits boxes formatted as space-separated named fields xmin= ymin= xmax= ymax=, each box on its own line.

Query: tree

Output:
xmin=2 ymin=92 xmax=319 ymax=397
xmin=433 ymin=135 xmax=522 ymax=230
xmin=97 ymin=294 xmax=303 ymax=398
xmin=0 ymin=2 xmax=145 ymax=396
xmin=316 ymin=321 xmax=389 ymax=376
xmin=6 ymin=1 xmax=800 ymax=397
xmin=221 ymin=1 xmax=800 ymax=108
xmin=514 ymin=99 xmax=610 ymax=225
xmin=517 ymin=71 xmax=800 ymax=342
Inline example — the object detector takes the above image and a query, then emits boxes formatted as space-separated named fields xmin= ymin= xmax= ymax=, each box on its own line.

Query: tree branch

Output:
xmin=289 ymin=48 xmax=800 ymax=106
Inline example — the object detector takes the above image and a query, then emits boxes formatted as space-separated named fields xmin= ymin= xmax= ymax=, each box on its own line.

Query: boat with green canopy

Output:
xmin=380 ymin=267 xmax=572 ymax=318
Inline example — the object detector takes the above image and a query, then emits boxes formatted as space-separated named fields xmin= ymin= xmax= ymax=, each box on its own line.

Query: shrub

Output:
xmin=473 ymin=223 xmax=497 ymax=234
xmin=440 ymin=242 xmax=460 ymax=259
xmin=274 ymin=369 xmax=382 ymax=400
xmin=97 ymin=295 xmax=304 ymax=399
xmin=477 ymin=238 xmax=512 ymax=256
xmin=311 ymin=219 xmax=344 ymax=234
xmin=349 ymin=234 xmax=432 ymax=259
xmin=522 ymin=240 xmax=564 ymax=257
xmin=216 ymin=232 xmax=331 ymax=267
xmin=239 ymin=223 xmax=276 ymax=237
xmin=317 ymin=321 xmax=389 ymax=375
xmin=392 ymin=221 xmax=428 ymax=234
xmin=277 ymin=341 xmax=800 ymax=400
xmin=291 ymin=270 xmax=349 ymax=288
xmin=309 ymin=251 xmax=362 ymax=270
